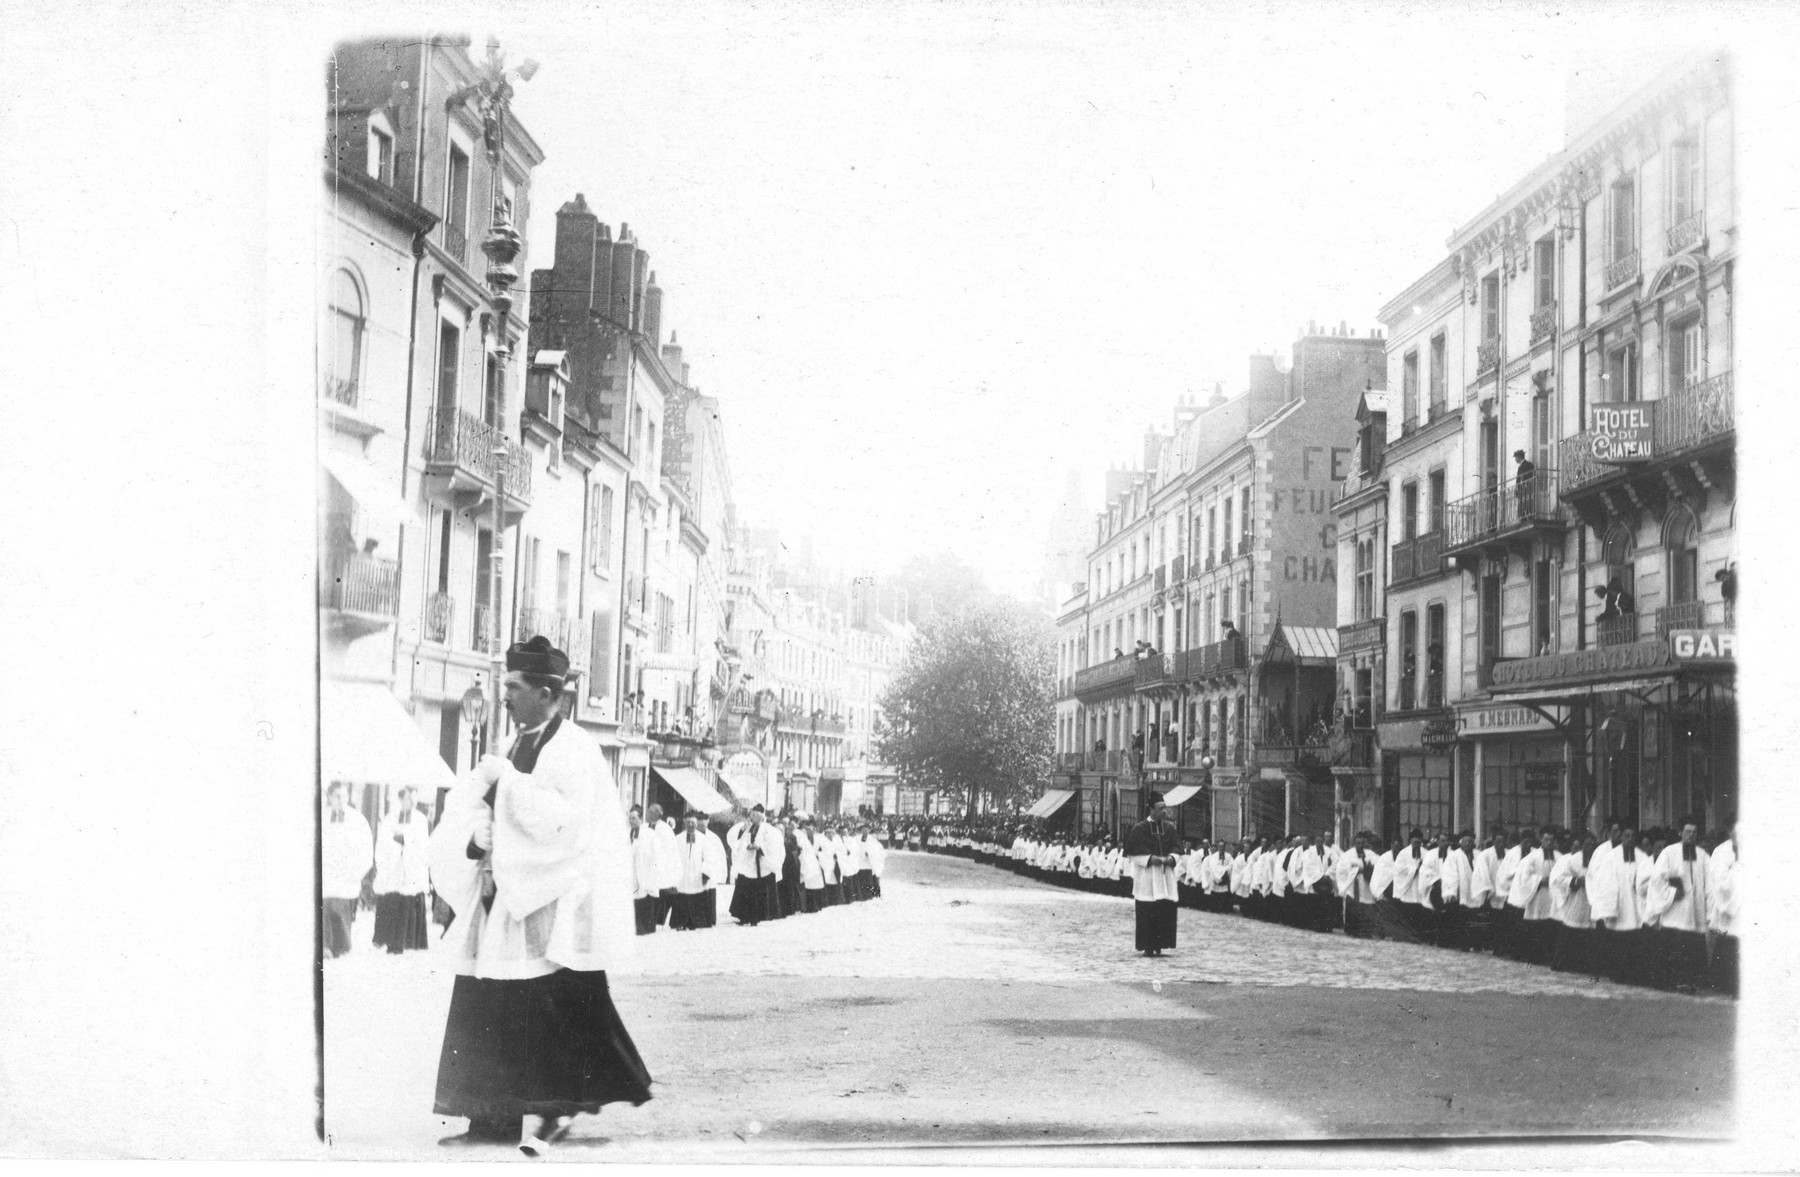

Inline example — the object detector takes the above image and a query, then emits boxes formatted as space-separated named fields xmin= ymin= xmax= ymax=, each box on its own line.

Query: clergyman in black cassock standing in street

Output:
xmin=428 ymin=636 xmax=652 ymax=1154
xmin=1125 ymin=794 xmax=1181 ymax=956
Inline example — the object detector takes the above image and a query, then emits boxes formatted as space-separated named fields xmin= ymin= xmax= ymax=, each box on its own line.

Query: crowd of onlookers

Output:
xmin=915 ymin=816 xmax=1740 ymax=997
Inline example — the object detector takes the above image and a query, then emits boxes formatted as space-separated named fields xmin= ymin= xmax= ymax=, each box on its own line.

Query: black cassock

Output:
xmin=432 ymin=719 xmax=653 ymax=1129
xmin=1123 ymin=818 xmax=1179 ymax=952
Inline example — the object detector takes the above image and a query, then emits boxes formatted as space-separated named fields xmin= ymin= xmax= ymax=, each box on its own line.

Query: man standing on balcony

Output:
xmin=1126 ymin=794 xmax=1181 ymax=956
xmin=1513 ymin=450 xmax=1537 ymax=517
xmin=429 ymin=636 xmax=651 ymax=1151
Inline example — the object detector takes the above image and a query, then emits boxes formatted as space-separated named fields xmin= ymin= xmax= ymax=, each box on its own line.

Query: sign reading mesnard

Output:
xmin=1588 ymin=402 xmax=1656 ymax=463
xmin=1668 ymin=628 xmax=1735 ymax=665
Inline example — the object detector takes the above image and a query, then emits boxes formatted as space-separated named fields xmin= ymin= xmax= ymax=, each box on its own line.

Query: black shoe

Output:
xmin=442 ymin=1117 xmax=521 ymax=1144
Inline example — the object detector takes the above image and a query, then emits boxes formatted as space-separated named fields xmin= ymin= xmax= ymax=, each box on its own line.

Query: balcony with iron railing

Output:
xmin=1477 ymin=338 xmax=1501 ymax=375
xmin=321 ymin=372 xmax=359 ymax=408
xmin=1073 ymin=658 xmax=1136 ymax=698
xmin=1443 ymin=470 xmax=1568 ymax=560
xmin=423 ymin=592 xmax=455 ymax=644
xmin=1558 ymin=370 xmax=1734 ymax=497
xmin=1605 ymin=250 xmax=1639 ymax=291
xmin=1656 ymin=599 xmax=1705 ymax=637
xmin=425 ymin=406 xmax=533 ymax=507
xmin=1530 ymin=302 xmax=1557 ymax=346
xmin=1184 ymin=638 xmax=1249 ymax=682
xmin=1667 ymin=211 xmax=1704 ymax=254
xmin=1390 ymin=531 xmax=1448 ymax=587
xmin=1084 ymin=750 xmax=1126 ymax=772
xmin=321 ymin=552 xmax=400 ymax=634
xmin=1134 ymin=651 xmax=1181 ymax=692
xmin=1595 ymin=612 xmax=1641 ymax=648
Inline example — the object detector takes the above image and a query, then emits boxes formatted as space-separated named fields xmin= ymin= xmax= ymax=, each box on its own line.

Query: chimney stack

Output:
xmin=643 ymin=271 xmax=663 ymax=345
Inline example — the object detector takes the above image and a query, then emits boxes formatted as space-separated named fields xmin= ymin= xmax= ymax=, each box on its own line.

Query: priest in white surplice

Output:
xmin=1587 ymin=824 xmax=1650 ymax=986
xmin=727 ymin=806 xmax=785 ymax=926
xmin=1548 ymin=830 xmax=1597 ymax=975
xmin=1707 ymin=822 xmax=1739 ymax=995
xmin=1645 ymin=820 xmax=1711 ymax=991
xmin=1509 ymin=828 xmax=1560 ymax=965
xmin=1390 ymin=829 xmax=1429 ymax=941
xmin=669 ymin=813 xmax=727 ymax=930
xmin=1125 ymin=794 xmax=1181 ymax=956
xmin=429 ymin=636 xmax=649 ymax=1151
xmin=1333 ymin=832 xmax=1380 ymax=938
xmin=372 ymin=785 xmax=431 ymax=954
xmin=323 ymin=782 xmax=373 ymax=959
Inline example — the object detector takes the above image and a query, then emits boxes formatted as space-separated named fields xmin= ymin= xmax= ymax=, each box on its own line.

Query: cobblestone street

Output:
xmin=324 ymin=849 xmax=1734 ymax=1163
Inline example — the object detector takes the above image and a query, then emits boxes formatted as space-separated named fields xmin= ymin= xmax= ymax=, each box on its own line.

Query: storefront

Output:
xmin=1452 ymin=701 xmax=1568 ymax=836
xmin=1377 ymin=713 xmax=1457 ymax=841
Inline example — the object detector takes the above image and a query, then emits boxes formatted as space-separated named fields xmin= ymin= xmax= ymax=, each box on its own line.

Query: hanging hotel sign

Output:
xmin=1668 ymin=628 xmax=1736 ymax=665
xmin=1587 ymin=402 xmax=1656 ymax=464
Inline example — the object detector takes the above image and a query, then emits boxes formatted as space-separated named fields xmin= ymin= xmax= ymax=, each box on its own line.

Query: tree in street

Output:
xmin=876 ymin=598 xmax=1054 ymax=819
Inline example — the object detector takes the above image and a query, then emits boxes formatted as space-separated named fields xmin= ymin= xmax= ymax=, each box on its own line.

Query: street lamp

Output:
xmin=448 ymin=36 xmax=537 ymax=752
xmin=459 ymin=682 xmax=488 ymax=767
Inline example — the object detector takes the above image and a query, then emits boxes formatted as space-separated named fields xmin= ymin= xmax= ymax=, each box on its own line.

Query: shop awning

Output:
xmin=1024 ymin=788 xmax=1077 ymax=819
xmin=320 ymin=680 xmax=457 ymax=791
xmin=651 ymin=765 xmax=735 ymax=815
xmin=1159 ymin=784 xmax=1202 ymax=808
xmin=1486 ymin=676 xmax=1677 ymax=706
xmin=321 ymin=454 xmax=408 ymax=528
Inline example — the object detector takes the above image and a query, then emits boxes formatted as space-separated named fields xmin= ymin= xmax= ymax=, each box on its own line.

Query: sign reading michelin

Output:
xmin=1589 ymin=402 xmax=1656 ymax=463
xmin=1668 ymin=628 xmax=1735 ymax=664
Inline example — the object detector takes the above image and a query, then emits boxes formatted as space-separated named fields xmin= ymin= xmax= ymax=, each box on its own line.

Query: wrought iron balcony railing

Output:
xmin=425 ymin=406 xmax=533 ymax=503
xmin=1073 ymin=659 xmax=1136 ymax=695
xmin=1594 ymin=613 xmax=1642 ymax=648
xmin=1667 ymin=211 xmax=1704 ymax=254
xmin=1605 ymin=251 xmax=1639 ymax=290
xmin=1558 ymin=370 xmax=1734 ymax=495
xmin=1477 ymin=338 xmax=1501 ymax=375
xmin=423 ymin=592 xmax=455 ymax=644
xmin=1656 ymin=599 xmax=1705 ymax=637
xmin=321 ymin=373 xmax=359 ymax=408
xmin=322 ymin=552 xmax=399 ymax=618
xmin=1660 ymin=370 xmax=1734 ymax=454
xmin=1391 ymin=531 xmax=1447 ymax=585
xmin=1134 ymin=652 xmax=1179 ymax=690
xmin=1444 ymin=470 xmax=1568 ymax=552
xmin=1530 ymin=302 xmax=1557 ymax=346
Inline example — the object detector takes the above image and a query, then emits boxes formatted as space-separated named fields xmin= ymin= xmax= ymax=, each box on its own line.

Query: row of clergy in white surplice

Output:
xmin=628 ymin=818 xmax=889 ymax=898
xmin=996 ymin=832 xmax=1739 ymax=934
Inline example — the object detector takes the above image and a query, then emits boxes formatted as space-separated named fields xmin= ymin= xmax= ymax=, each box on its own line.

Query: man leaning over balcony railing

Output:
xmin=1512 ymin=450 xmax=1537 ymax=519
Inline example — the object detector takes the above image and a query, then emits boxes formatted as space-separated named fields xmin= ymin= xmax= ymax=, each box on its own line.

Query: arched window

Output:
xmin=327 ymin=268 xmax=365 ymax=404
xmin=1665 ymin=508 xmax=1699 ymax=606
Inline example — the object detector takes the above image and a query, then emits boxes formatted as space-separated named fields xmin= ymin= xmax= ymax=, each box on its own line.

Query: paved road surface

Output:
xmin=322 ymin=848 xmax=1733 ymax=1163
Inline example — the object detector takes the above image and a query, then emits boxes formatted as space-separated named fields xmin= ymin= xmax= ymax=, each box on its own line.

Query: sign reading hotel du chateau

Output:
xmin=1588 ymin=402 xmax=1656 ymax=463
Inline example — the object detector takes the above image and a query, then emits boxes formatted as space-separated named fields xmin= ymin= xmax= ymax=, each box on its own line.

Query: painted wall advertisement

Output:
xmin=1587 ymin=402 xmax=1656 ymax=464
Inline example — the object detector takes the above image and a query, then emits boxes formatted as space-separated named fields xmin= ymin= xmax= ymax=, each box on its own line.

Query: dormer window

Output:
xmin=366 ymin=112 xmax=394 ymax=185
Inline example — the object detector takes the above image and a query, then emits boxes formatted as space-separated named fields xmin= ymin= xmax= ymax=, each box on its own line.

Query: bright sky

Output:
xmin=479 ymin=3 xmax=1704 ymax=600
